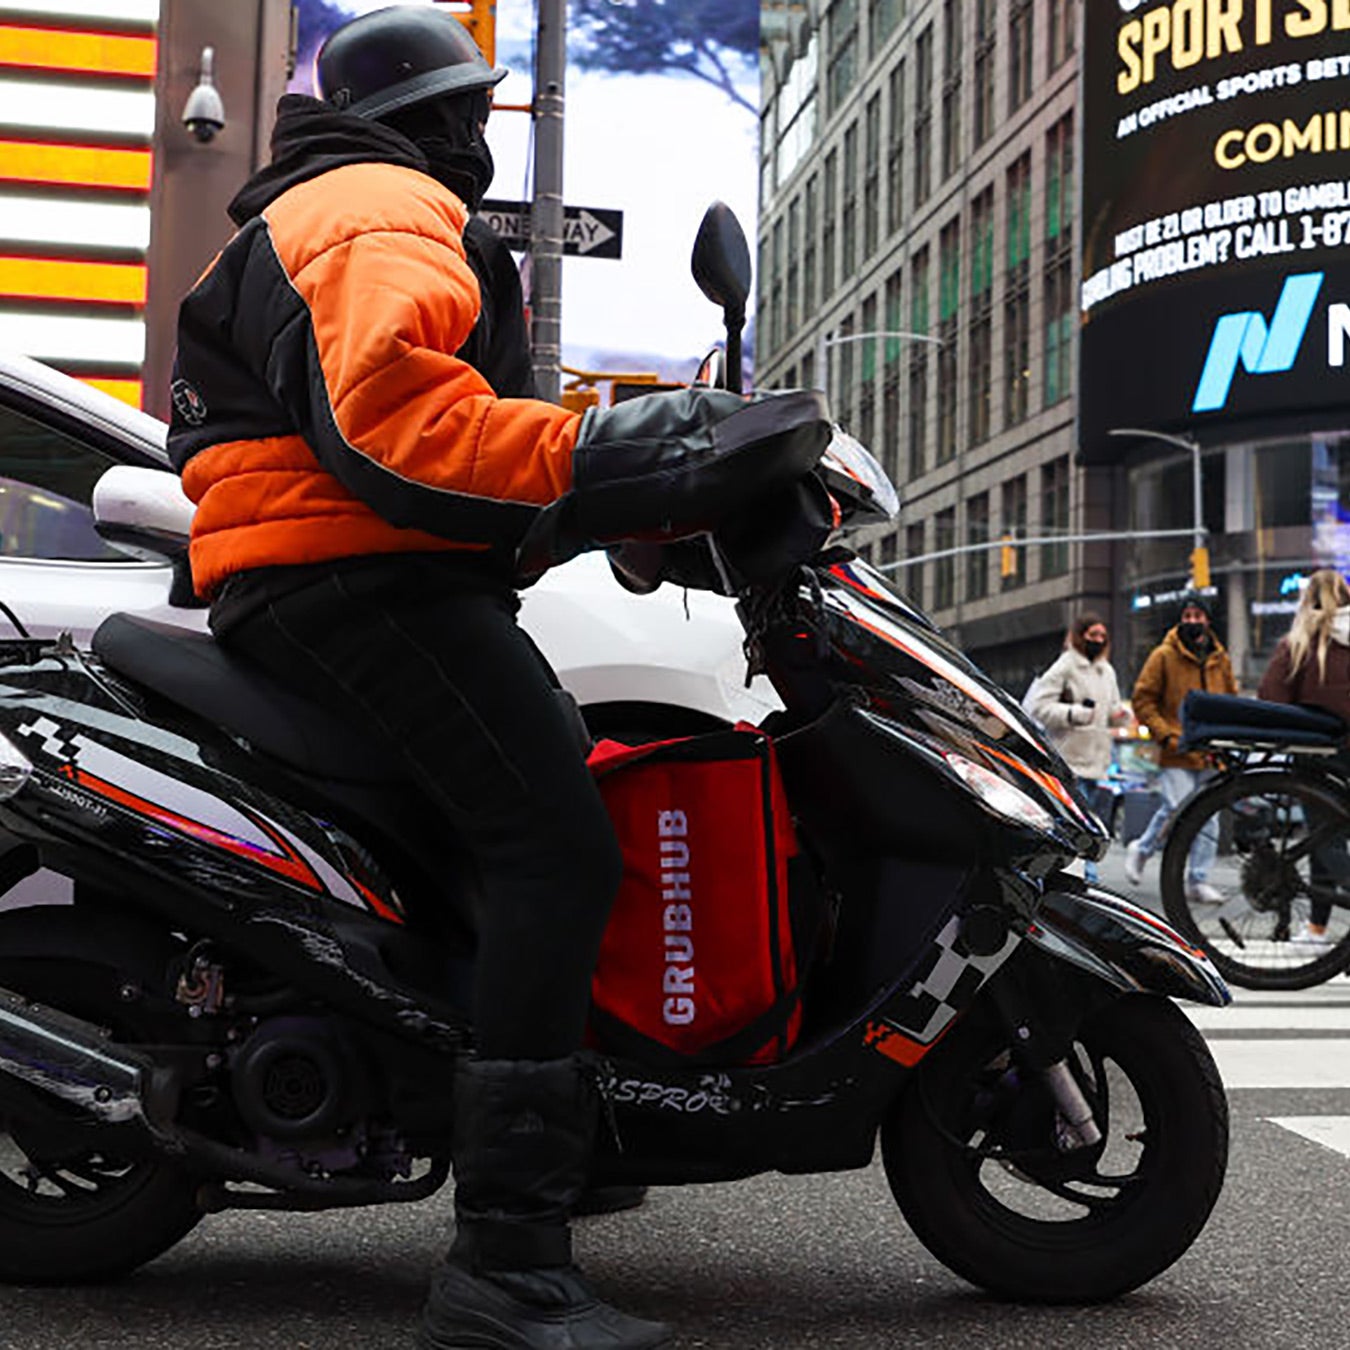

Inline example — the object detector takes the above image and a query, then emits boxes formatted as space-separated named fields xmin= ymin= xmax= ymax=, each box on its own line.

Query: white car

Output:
xmin=0 ymin=353 xmax=777 ymax=901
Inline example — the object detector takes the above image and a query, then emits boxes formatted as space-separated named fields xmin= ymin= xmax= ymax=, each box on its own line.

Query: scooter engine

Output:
xmin=229 ymin=1015 xmax=370 ymax=1151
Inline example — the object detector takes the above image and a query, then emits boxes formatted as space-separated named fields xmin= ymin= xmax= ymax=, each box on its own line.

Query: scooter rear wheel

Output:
xmin=0 ymin=939 xmax=203 ymax=1284
xmin=881 ymin=992 xmax=1227 ymax=1302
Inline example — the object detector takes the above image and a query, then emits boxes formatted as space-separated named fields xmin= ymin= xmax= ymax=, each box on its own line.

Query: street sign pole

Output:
xmin=531 ymin=0 xmax=565 ymax=404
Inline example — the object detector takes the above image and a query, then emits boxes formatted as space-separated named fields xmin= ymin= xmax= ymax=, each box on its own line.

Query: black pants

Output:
xmin=217 ymin=560 xmax=623 ymax=1060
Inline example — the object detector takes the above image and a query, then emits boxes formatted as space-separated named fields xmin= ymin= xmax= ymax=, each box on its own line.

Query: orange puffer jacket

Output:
xmin=168 ymin=103 xmax=579 ymax=599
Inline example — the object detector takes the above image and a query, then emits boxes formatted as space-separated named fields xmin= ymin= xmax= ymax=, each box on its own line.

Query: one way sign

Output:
xmin=477 ymin=199 xmax=623 ymax=259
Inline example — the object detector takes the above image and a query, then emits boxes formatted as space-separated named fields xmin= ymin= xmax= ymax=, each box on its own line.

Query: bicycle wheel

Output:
xmin=1160 ymin=769 xmax=1350 ymax=990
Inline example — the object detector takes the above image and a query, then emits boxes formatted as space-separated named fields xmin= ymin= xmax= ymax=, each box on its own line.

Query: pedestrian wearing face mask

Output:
xmin=1257 ymin=569 xmax=1350 ymax=946
xmin=1124 ymin=593 xmax=1237 ymax=901
xmin=1027 ymin=613 xmax=1130 ymax=883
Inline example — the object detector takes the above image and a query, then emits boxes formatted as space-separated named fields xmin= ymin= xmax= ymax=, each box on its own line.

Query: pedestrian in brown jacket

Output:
xmin=1124 ymin=594 xmax=1237 ymax=902
xmin=1257 ymin=568 xmax=1350 ymax=944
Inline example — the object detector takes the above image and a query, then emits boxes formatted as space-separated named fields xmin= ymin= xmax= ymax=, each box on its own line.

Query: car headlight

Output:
xmin=941 ymin=750 xmax=1056 ymax=834
xmin=0 ymin=733 xmax=31 ymax=800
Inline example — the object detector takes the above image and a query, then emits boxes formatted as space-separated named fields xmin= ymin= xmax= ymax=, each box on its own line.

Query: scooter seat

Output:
xmin=92 ymin=613 xmax=407 ymax=783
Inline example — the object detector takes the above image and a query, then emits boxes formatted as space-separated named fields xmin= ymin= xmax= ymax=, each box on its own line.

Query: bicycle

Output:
xmin=1159 ymin=690 xmax=1350 ymax=990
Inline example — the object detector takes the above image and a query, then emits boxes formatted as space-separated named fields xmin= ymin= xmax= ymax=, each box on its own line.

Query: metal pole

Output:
xmin=531 ymin=0 xmax=566 ymax=404
xmin=1191 ymin=439 xmax=1204 ymax=556
xmin=1106 ymin=427 xmax=1205 ymax=553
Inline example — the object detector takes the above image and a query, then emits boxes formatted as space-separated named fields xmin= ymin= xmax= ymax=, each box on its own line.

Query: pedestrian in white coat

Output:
xmin=1027 ymin=612 xmax=1130 ymax=882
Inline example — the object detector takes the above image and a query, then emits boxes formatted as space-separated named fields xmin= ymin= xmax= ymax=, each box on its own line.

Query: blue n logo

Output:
xmin=1191 ymin=273 xmax=1324 ymax=414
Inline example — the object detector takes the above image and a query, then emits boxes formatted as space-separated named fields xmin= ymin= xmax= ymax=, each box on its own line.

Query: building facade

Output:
xmin=758 ymin=0 xmax=1107 ymax=698
xmin=757 ymin=1 xmax=1350 ymax=697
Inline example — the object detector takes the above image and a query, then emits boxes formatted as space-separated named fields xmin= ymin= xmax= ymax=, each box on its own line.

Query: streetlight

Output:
xmin=1107 ymin=426 xmax=1210 ymax=588
xmin=815 ymin=327 xmax=943 ymax=403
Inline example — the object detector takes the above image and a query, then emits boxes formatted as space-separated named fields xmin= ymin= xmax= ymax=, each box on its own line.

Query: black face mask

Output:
xmin=1083 ymin=639 xmax=1107 ymax=661
xmin=420 ymin=137 xmax=494 ymax=208
xmin=1179 ymin=621 xmax=1210 ymax=649
xmin=381 ymin=90 xmax=495 ymax=209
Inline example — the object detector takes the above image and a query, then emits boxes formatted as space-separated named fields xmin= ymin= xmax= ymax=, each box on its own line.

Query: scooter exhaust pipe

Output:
xmin=0 ymin=983 xmax=170 ymax=1129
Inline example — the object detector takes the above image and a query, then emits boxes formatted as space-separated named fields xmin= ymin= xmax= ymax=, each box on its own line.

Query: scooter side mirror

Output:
xmin=691 ymin=202 xmax=751 ymax=322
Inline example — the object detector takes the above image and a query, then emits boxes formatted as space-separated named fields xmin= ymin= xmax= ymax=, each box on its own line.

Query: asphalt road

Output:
xmin=6 ymin=854 xmax=1350 ymax=1349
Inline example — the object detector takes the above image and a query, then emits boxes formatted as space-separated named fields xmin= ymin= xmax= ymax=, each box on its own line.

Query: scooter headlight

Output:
xmin=941 ymin=750 xmax=1055 ymax=834
xmin=0 ymin=733 xmax=31 ymax=800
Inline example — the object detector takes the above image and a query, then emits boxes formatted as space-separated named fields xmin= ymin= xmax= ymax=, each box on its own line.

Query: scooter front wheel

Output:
xmin=881 ymin=992 xmax=1227 ymax=1302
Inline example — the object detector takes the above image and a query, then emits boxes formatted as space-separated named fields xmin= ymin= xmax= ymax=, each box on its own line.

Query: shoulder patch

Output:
xmin=171 ymin=378 xmax=208 ymax=426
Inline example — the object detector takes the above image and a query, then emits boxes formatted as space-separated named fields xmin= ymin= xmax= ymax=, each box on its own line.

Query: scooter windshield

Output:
xmin=810 ymin=560 xmax=1106 ymax=855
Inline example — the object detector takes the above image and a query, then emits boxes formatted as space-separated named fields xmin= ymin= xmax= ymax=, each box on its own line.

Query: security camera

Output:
xmin=182 ymin=46 xmax=225 ymax=143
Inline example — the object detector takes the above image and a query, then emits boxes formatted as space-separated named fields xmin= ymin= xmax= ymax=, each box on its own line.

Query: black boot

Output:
xmin=415 ymin=1057 xmax=670 ymax=1350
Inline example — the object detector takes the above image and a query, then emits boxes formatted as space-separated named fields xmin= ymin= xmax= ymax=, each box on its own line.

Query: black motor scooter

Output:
xmin=0 ymin=205 xmax=1228 ymax=1308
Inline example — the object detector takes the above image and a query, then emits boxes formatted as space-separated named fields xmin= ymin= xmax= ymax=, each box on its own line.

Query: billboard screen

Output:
xmin=1078 ymin=0 xmax=1350 ymax=461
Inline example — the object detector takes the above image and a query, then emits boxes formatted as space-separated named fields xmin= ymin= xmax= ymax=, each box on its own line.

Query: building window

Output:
xmin=1041 ymin=455 xmax=1070 ymax=578
xmin=842 ymin=122 xmax=859 ymax=280
xmin=913 ymin=26 xmax=933 ymax=207
xmin=859 ymin=293 xmax=878 ymax=448
xmin=859 ymin=382 xmax=876 ymax=452
xmin=1049 ymin=0 xmax=1076 ymax=71
xmin=883 ymin=370 xmax=901 ymax=481
xmin=786 ymin=197 xmax=800 ymax=337
xmin=941 ymin=81 xmax=962 ymax=182
xmin=1047 ymin=112 xmax=1074 ymax=241
xmin=973 ymin=0 xmax=996 ymax=148
xmin=968 ymin=186 xmax=993 ymax=444
xmin=803 ymin=174 xmax=818 ymax=319
xmin=827 ymin=0 xmax=860 ymax=115
xmin=883 ymin=267 xmax=904 ymax=479
xmin=1009 ymin=0 xmax=1033 ymax=114
xmin=908 ymin=358 xmax=928 ymax=481
xmin=1005 ymin=153 xmax=1032 ymax=426
xmin=756 ymin=235 xmax=768 ymax=357
xmin=887 ymin=60 xmax=905 ymax=236
xmin=966 ymin=491 xmax=989 ymax=601
xmin=823 ymin=150 xmax=837 ymax=302
xmin=1044 ymin=114 xmax=1074 ymax=406
xmin=941 ymin=0 xmax=962 ymax=179
xmin=909 ymin=245 xmax=930 ymax=479
xmin=838 ymin=312 xmax=856 ymax=428
xmin=861 ymin=292 xmax=878 ymax=383
xmin=884 ymin=268 xmax=904 ymax=369
xmin=936 ymin=217 xmax=961 ymax=464
xmin=770 ymin=217 xmax=784 ymax=356
xmin=864 ymin=94 xmax=881 ymax=259
xmin=906 ymin=520 xmax=925 ymax=608
xmin=870 ymin=0 xmax=901 ymax=54
xmin=881 ymin=531 xmax=898 ymax=567
xmin=1001 ymin=474 xmax=1027 ymax=590
xmin=934 ymin=507 xmax=956 ymax=609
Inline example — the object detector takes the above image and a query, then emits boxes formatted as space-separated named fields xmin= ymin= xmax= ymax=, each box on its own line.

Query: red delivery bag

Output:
xmin=587 ymin=728 xmax=803 ymax=1066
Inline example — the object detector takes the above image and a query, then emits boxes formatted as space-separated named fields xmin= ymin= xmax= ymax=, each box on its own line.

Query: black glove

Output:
xmin=517 ymin=388 xmax=831 ymax=584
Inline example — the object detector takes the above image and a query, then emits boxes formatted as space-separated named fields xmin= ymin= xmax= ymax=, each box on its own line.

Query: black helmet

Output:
xmin=317 ymin=6 xmax=507 ymax=122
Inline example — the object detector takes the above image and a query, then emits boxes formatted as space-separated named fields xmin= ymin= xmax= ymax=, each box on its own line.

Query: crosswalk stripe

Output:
xmin=1205 ymin=1039 xmax=1350 ymax=1090
xmin=1266 ymin=1117 xmax=1350 ymax=1159
xmin=1185 ymin=1006 xmax=1350 ymax=1031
